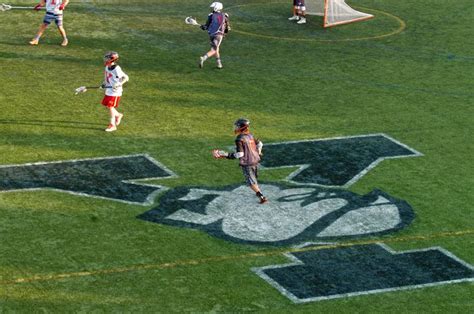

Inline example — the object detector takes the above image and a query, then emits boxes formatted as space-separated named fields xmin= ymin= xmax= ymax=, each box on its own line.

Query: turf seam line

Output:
xmin=1 ymin=229 xmax=473 ymax=285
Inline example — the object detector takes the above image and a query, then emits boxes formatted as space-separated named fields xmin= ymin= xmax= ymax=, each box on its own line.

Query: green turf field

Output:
xmin=0 ymin=0 xmax=473 ymax=312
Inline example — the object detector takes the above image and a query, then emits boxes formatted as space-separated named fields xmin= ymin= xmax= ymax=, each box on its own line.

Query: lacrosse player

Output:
xmin=288 ymin=0 xmax=307 ymax=24
xmin=199 ymin=2 xmax=230 ymax=69
xmin=213 ymin=119 xmax=268 ymax=204
xmin=101 ymin=51 xmax=129 ymax=132
xmin=29 ymin=0 xmax=69 ymax=46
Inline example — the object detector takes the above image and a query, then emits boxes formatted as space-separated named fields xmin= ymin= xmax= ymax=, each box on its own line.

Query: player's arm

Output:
xmin=201 ymin=14 xmax=212 ymax=30
xmin=226 ymin=139 xmax=244 ymax=159
xmin=59 ymin=0 xmax=70 ymax=10
xmin=115 ymin=66 xmax=129 ymax=83
xmin=256 ymin=139 xmax=263 ymax=156
xmin=212 ymin=139 xmax=244 ymax=160
xmin=34 ymin=0 xmax=46 ymax=10
xmin=119 ymin=72 xmax=129 ymax=85
xmin=224 ymin=13 xmax=231 ymax=33
xmin=112 ymin=67 xmax=129 ymax=89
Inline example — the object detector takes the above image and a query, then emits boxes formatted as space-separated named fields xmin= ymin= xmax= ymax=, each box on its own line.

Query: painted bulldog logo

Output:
xmin=138 ymin=183 xmax=414 ymax=246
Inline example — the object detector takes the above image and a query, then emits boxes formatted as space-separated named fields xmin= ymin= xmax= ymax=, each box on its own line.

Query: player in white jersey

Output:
xmin=29 ymin=0 xmax=69 ymax=46
xmin=101 ymin=51 xmax=129 ymax=132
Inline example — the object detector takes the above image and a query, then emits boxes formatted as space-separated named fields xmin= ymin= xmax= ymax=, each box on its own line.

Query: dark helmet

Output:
xmin=104 ymin=51 xmax=119 ymax=66
xmin=234 ymin=118 xmax=250 ymax=133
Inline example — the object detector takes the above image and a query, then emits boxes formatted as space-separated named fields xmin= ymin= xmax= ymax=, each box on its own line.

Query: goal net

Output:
xmin=305 ymin=0 xmax=373 ymax=28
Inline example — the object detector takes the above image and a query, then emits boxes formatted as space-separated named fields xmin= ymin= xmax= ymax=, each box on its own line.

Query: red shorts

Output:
xmin=101 ymin=95 xmax=121 ymax=108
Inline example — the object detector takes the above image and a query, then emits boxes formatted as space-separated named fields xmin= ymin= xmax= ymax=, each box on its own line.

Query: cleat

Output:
xmin=217 ymin=61 xmax=223 ymax=69
xmin=115 ymin=113 xmax=123 ymax=126
xmin=61 ymin=38 xmax=68 ymax=46
xmin=259 ymin=197 xmax=268 ymax=204
xmin=199 ymin=56 xmax=205 ymax=68
xmin=288 ymin=15 xmax=300 ymax=21
xmin=105 ymin=124 xmax=117 ymax=132
xmin=29 ymin=39 xmax=39 ymax=46
xmin=297 ymin=17 xmax=307 ymax=24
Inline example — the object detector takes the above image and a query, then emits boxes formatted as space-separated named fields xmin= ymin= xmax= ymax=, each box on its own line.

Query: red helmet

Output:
xmin=104 ymin=51 xmax=119 ymax=66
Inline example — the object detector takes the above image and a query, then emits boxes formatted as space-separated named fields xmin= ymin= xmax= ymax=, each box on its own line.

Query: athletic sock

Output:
xmin=256 ymin=191 xmax=264 ymax=198
xmin=202 ymin=55 xmax=209 ymax=61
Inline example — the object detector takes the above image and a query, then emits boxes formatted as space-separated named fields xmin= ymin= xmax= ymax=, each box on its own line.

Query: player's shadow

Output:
xmin=0 ymin=119 xmax=104 ymax=131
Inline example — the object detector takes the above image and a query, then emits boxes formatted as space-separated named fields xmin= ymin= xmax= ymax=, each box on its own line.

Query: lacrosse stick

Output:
xmin=0 ymin=3 xmax=44 ymax=11
xmin=74 ymin=86 xmax=112 ymax=95
xmin=184 ymin=16 xmax=200 ymax=26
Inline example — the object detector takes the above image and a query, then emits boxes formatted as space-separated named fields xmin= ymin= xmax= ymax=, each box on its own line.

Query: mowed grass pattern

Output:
xmin=0 ymin=0 xmax=473 ymax=311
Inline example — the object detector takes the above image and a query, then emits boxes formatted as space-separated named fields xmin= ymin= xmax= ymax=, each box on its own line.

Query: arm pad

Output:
xmin=257 ymin=141 xmax=263 ymax=154
xmin=227 ymin=152 xmax=244 ymax=159
xmin=120 ymin=74 xmax=129 ymax=84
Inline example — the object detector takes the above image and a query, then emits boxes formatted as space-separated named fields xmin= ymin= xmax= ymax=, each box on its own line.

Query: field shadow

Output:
xmin=0 ymin=119 xmax=104 ymax=131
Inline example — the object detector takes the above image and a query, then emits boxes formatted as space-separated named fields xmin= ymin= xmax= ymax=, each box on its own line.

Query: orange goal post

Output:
xmin=305 ymin=0 xmax=373 ymax=27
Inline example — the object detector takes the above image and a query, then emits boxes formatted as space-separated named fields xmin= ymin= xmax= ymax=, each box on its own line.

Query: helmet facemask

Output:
xmin=234 ymin=118 xmax=250 ymax=134
xmin=104 ymin=51 xmax=119 ymax=66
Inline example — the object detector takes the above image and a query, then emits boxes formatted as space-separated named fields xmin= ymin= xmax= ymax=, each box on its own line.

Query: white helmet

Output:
xmin=210 ymin=2 xmax=223 ymax=12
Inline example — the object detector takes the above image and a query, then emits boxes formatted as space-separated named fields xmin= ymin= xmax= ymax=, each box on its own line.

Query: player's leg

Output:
xmin=111 ymin=107 xmax=123 ymax=126
xmin=29 ymin=23 xmax=48 ymax=45
xmin=102 ymin=96 xmax=120 ymax=132
xmin=296 ymin=1 xmax=307 ymax=24
xmin=115 ymin=110 xmax=124 ymax=126
xmin=288 ymin=3 xmax=299 ymax=21
xmin=242 ymin=166 xmax=268 ymax=204
xmin=215 ymin=36 xmax=223 ymax=69
xmin=56 ymin=16 xmax=68 ymax=46
xmin=106 ymin=107 xmax=117 ymax=132
xmin=199 ymin=36 xmax=217 ymax=68
xmin=30 ymin=13 xmax=57 ymax=45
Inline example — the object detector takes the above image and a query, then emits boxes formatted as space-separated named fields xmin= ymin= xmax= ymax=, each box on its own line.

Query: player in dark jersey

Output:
xmin=212 ymin=118 xmax=268 ymax=204
xmin=199 ymin=2 xmax=230 ymax=69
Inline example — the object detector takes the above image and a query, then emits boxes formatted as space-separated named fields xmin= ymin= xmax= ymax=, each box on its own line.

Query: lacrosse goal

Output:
xmin=305 ymin=0 xmax=373 ymax=27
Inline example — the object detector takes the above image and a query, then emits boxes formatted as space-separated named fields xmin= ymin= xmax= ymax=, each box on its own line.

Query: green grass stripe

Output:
xmin=3 ymin=229 xmax=473 ymax=285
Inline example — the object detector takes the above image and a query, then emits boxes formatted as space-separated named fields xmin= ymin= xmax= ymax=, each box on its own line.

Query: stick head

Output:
xmin=74 ymin=86 xmax=87 ymax=95
xmin=185 ymin=16 xmax=199 ymax=26
xmin=0 ymin=4 xmax=12 ymax=11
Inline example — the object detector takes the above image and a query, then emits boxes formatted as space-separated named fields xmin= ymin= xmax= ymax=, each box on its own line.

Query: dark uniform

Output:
xmin=227 ymin=133 xmax=261 ymax=186
xmin=202 ymin=11 xmax=230 ymax=50
xmin=293 ymin=0 xmax=305 ymax=7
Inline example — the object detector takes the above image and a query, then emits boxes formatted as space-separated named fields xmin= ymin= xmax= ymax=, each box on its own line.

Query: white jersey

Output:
xmin=104 ymin=65 xmax=129 ymax=97
xmin=46 ymin=0 xmax=64 ymax=14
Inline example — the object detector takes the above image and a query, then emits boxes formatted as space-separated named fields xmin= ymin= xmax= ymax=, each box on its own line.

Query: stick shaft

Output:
xmin=9 ymin=6 xmax=40 ymax=10
xmin=85 ymin=86 xmax=112 ymax=89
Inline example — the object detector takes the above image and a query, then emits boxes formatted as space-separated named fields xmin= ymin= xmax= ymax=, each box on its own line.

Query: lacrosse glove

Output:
xmin=212 ymin=149 xmax=228 ymax=159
